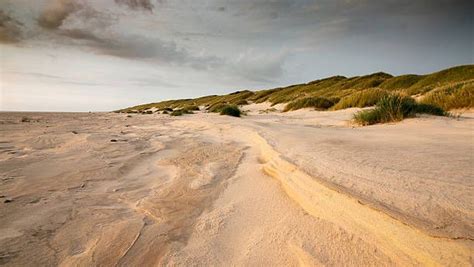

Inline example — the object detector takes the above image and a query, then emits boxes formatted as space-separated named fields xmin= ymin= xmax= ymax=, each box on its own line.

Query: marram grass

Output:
xmin=332 ymin=88 xmax=389 ymax=110
xmin=354 ymin=95 xmax=447 ymax=125
xmin=118 ymin=65 xmax=474 ymax=114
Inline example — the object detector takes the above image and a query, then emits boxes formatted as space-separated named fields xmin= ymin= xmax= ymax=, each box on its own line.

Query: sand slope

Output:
xmin=0 ymin=109 xmax=473 ymax=266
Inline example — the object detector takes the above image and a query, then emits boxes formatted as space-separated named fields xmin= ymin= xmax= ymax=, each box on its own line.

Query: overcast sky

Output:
xmin=1 ymin=0 xmax=473 ymax=111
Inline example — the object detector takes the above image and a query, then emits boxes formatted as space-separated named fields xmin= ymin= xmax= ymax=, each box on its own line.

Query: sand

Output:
xmin=0 ymin=107 xmax=473 ymax=266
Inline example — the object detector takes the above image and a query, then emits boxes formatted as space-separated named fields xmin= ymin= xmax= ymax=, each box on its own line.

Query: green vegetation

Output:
xmin=208 ymin=103 xmax=229 ymax=113
xmin=414 ymin=103 xmax=447 ymax=116
xmin=332 ymin=88 xmax=389 ymax=110
xmin=170 ymin=109 xmax=194 ymax=116
xmin=118 ymin=65 xmax=474 ymax=115
xmin=219 ymin=105 xmax=241 ymax=117
xmin=419 ymin=80 xmax=473 ymax=110
xmin=284 ymin=97 xmax=335 ymax=111
xmin=379 ymin=75 xmax=422 ymax=91
xmin=354 ymin=95 xmax=447 ymax=125
xmin=405 ymin=65 xmax=474 ymax=95
xmin=170 ymin=110 xmax=185 ymax=116
xmin=182 ymin=105 xmax=200 ymax=111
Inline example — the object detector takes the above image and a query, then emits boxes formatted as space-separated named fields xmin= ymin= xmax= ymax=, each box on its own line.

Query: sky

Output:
xmin=0 ymin=0 xmax=473 ymax=111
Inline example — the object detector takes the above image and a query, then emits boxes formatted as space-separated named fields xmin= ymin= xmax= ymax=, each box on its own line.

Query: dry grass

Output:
xmin=420 ymin=80 xmax=474 ymax=110
xmin=332 ymin=88 xmax=389 ymax=110
xmin=354 ymin=95 xmax=447 ymax=125
xmin=118 ymin=65 xmax=474 ymax=114
xmin=284 ymin=97 xmax=335 ymax=111
xmin=219 ymin=105 xmax=241 ymax=117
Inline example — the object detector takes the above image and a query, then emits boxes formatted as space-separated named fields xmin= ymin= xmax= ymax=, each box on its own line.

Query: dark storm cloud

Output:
xmin=57 ymin=27 xmax=222 ymax=70
xmin=2 ymin=0 xmax=472 ymax=83
xmin=215 ymin=0 xmax=472 ymax=34
xmin=0 ymin=10 xmax=23 ymax=43
xmin=36 ymin=0 xmax=155 ymax=30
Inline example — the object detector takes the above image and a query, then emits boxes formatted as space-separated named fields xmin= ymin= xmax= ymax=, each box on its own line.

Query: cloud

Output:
xmin=114 ymin=0 xmax=155 ymax=12
xmin=37 ymin=0 xmax=80 ymax=29
xmin=2 ymin=0 xmax=472 ymax=86
xmin=0 ymin=10 xmax=23 ymax=43
xmin=54 ymin=26 xmax=222 ymax=71
xmin=231 ymin=50 xmax=288 ymax=82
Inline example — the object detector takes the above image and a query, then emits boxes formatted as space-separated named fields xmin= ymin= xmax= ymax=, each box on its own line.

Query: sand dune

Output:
xmin=0 ymin=108 xmax=473 ymax=266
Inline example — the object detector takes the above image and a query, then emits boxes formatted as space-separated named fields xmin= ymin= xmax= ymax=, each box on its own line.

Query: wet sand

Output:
xmin=0 ymin=107 xmax=473 ymax=266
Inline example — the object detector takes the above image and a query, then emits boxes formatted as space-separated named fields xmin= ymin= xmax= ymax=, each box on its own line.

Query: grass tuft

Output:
xmin=207 ymin=103 xmax=227 ymax=113
xmin=220 ymin=105 xmax=241 ymax=117
xmin=182 ymin=105 xmax=200 ymax=112
xmin=414 ymin=103 xmax=447 ymax=116
xmin=170 ymin=110 xmax=184 ymax=116
xmin=354 ymin=95 xmax=447 ymax=125
xmin=170 ymin=109 xmax=194 ymax=116
xmin=420 ymin=81 xmax=473 ymax=110
xmin=284 ymin=97 xmax=335 ymax=112
xmin=333 ymin=88 xmax=389 ymax=110
xmin=21 ymin=116 xmax=31 ymax=122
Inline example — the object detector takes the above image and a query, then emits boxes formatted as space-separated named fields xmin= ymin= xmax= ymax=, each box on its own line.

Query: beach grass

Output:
xmin=332 ymin=88 xmax=389 ymax=110
xmin=419 ymin=80 xmax=473 ymax=110
xmin=219 ymin=105 xmax=241 ymax=117
xmin=118 ymin=65 xmax=474 ymax=114
xmin=284 ymin=97 xmax=335 ymax=111
xmin=354 ymin=95 xmax=447 ymax=125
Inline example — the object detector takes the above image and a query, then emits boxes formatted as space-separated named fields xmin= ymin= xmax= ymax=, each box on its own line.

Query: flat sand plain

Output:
xmin=0 ymin=106 xmax=473 ymax=266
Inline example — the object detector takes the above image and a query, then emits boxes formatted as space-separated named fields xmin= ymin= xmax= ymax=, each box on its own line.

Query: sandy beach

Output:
xmin=0 ymin=107 xmax=473 ymax=266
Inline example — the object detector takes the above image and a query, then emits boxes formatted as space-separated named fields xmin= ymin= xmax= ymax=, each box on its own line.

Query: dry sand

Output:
xmin=0 ymin=106 xmax=473 ymax=266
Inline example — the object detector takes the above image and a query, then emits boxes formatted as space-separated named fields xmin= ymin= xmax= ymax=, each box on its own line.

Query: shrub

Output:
xmin=220 ymin=105 xmax=241 ymax=117
xmin=207 ymin=103 xmax=228 ymax=113
xmin=182 ymin=105 xmax=200 ymax=111
xmin=235 ymin=99 xmax=249 ymax=106
xmin=333 ymin=88 xmax=389 ymax=110
xmin=21 ymin=116 xmax=31 ymax=122
xmin=284 ymin=97 xmax=335 ymax=111
xmin=353 ymin=109 xmax=383 ymax=125
xmin=170 ymin=110 xmax=184 ymax=116
xmin=354 ymin=95 xmax=447 ymax=125
xmin=420 ymin=81 xmax=473 ymax=110
xmin=170 ymin=107 xmax=195 ymax=116
xmin=414 ymin=103 xmax=447 ymax=116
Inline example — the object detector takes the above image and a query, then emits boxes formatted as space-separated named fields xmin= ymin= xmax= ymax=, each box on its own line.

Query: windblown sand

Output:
xmin=0 ymin=107 xmax=473 ymax=266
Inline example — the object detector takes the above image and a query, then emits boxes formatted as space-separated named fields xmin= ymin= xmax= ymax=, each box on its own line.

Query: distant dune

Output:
xmin=120 ymin=65 xmax=474 ymax=115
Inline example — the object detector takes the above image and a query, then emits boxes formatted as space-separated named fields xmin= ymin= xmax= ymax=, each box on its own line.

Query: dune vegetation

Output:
xmin=283 ymin=96 xmax=336 ymax=111
xmin=119 ymin=65 xmax=474 ymax=121
xmin=332 ymin=88 xmax=389 ymax=110
xmin=353 ymin=95 xmax=447 ymax=125
xmin=219 ymin=105 xmax=242 ymax=117
xmin=419 ymin=80 xmax=473 ymax=110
